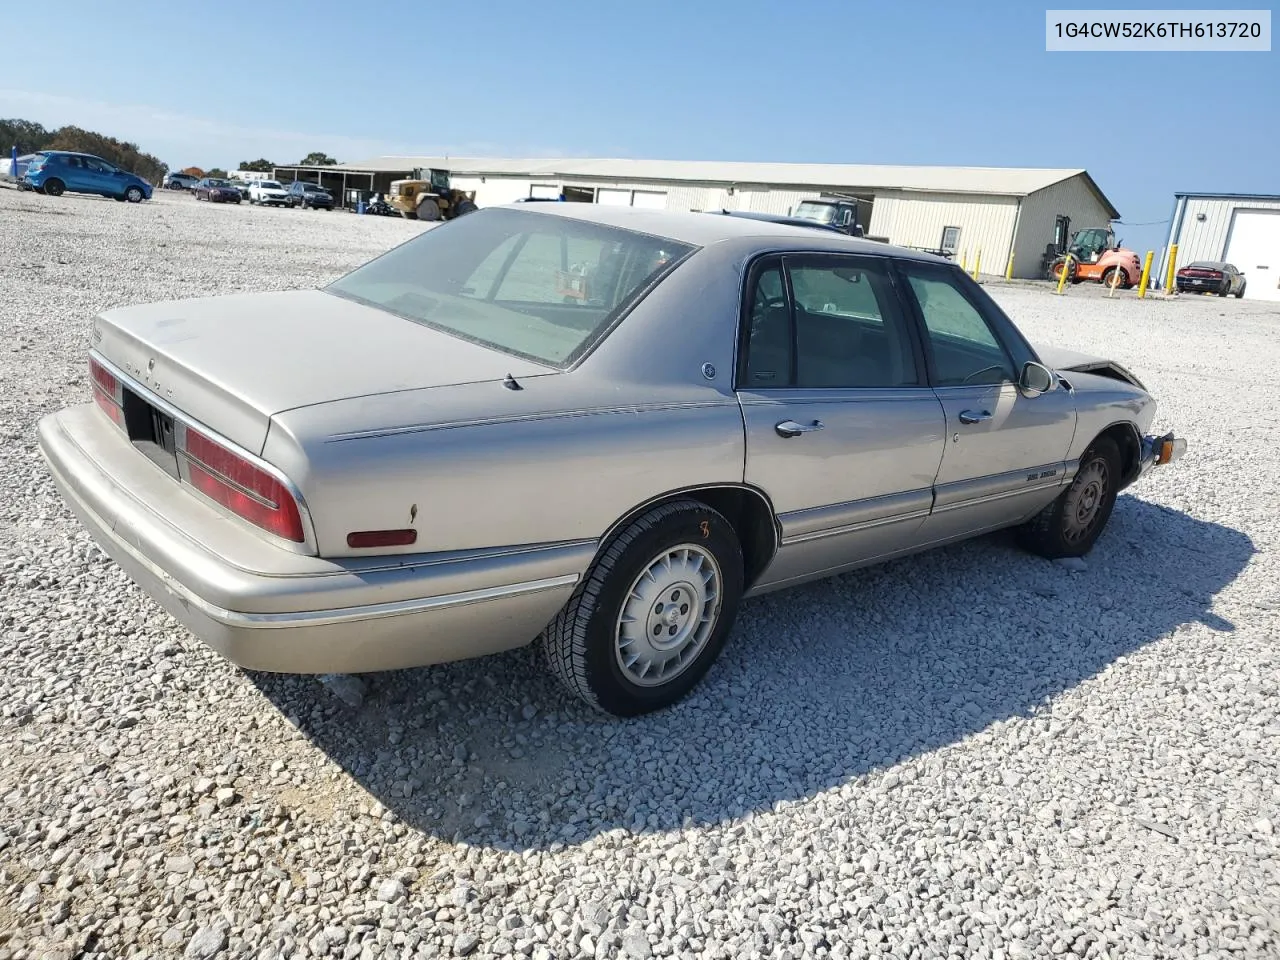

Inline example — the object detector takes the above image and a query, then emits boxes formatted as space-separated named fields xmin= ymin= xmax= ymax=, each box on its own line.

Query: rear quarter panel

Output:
xmin=265 ymin=380 xmax=747 ymax=558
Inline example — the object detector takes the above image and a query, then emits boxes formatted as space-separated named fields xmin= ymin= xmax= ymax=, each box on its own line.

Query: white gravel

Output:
xmin=1 ymin=185 xmax=1278 ymax=960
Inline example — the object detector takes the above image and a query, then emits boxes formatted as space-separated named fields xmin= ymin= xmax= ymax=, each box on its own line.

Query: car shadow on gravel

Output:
xmin=249 ymin=495 xmax=1253 ymax=851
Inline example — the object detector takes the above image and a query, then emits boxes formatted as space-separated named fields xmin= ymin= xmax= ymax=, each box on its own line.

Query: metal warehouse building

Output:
xmin=1160 ymin=193 xmax=1280 ymax=302
xmin=273 ymin=156 xmax=1118 ymax=280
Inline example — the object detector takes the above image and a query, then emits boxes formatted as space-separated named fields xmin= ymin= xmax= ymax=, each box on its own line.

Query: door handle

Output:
xmin=775 ymin=419 xmax=825 ymax=438
xmin=958 ymin=409 xmax=992 ymax=424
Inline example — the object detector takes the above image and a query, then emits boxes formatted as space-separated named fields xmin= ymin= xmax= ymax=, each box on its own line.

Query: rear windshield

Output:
xmin=327 ymin=207 xmax=697 ymax=367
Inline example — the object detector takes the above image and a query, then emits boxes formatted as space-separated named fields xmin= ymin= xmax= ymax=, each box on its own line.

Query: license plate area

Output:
xmin=122 ymin=388 xmax=180 ymax=479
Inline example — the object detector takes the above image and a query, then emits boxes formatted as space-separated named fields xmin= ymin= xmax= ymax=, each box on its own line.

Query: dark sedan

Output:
xmin=193 ymin=178 xmax=243 ymax=204
xmin=1176 ymin=261 xmax=1246 ymax=298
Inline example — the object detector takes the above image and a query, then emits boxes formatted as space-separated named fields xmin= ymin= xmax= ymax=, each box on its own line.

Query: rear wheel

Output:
xmin=1049 ymin=257 xmax=1075 ymax=284
xmin=125 ymin=186 xmax=144 ymax=203
xmin=43 ymin=178 xmax=65 ymax=197
xmin=1018 ymin=436 xmax=1121 ymax=559
xmin=416 ymin=198 xmax=441 ymax=221
xmin=541 ymin=500 xmax=744 ymax=717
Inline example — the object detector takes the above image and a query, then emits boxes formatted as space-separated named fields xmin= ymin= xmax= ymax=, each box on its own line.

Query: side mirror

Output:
xmin=1019 ymin=360 xmax=1056 ymax=396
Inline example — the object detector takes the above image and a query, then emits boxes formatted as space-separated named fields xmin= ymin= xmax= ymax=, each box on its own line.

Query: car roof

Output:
xmin=492 ymin=202 xmax=942 ymax=262
xmin=704 ymin=209 xmax=846 ymax=233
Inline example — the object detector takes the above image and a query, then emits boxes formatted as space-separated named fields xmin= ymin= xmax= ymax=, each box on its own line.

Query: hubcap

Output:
xmin=1063 ymin=457 xmax=1109 ymax=543
xmin=615 ymin=544 xmax=721 ymax=687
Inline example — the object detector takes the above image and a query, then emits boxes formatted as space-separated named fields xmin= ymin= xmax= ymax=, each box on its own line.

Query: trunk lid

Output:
xmin=91 ymin=289 xmax=551 ymax=453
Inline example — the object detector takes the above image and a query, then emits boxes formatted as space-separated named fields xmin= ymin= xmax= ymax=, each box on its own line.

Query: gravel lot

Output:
xmin=1 ymin=186 xmax=1278 ymax=960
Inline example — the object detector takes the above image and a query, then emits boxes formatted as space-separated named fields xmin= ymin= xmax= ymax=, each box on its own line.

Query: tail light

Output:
xmin=89 ymin=357 xmax=124 ymax=428
xmin=179 ymin=427 xmax=304 ymax=542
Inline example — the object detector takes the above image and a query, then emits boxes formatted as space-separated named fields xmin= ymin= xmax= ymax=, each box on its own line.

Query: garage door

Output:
xmin=631 ymin=191 xmax=667 ymax=210
xmin=1224 ymin=209 xmax=1280 ymax=302
xmin=596 ymin=188 xmax=632 ymax=206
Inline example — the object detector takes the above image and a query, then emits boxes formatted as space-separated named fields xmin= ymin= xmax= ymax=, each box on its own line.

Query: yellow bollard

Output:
xmin=1054 ymin=254 xmax=1072 ymax=295
xmin=972 ymin=249 xmax=981 ymax=280
xmin=960 ymin=250 xmax=967 ymax=273
xmin=1005 ymin=249 xmax=1015 ymax=281
xmin=1137 ymin=250 xmax=1154 ymax=298
xmin=1107 ymin=261 xmax=1122 ymax=298
xmin=1164 ymin=243 xmax=1179 ymax=296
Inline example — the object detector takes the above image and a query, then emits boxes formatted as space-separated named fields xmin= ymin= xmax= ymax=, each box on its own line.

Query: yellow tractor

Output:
xmin=386 ymin=168 xmax=479 ymax=221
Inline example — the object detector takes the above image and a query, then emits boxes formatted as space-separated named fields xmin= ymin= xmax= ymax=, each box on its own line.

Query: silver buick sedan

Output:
xmin=38 ymin=205 xmax=1186 ymax=716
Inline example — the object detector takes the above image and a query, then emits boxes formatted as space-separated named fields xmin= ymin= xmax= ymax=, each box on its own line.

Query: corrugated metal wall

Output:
xmin=455 ymin=176 xmax=537 ymax=206
xmin=452 ymin=175 xmax=1119 ymax=283
xmin=1012 ymin=174 xmax=1113 ymax=279
xmin=870 ymin=191 xmax=1018 ymax=274
xmin=1160 ymin=195 xmax=1280 ymax=283
xmin=666 ymin=185 xmax=710 ymax=211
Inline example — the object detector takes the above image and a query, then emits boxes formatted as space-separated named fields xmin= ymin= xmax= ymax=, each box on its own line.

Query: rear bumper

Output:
xmin=1176 ymin=277 xmax=1225 ymax=291
xmin=37 ymin=404 xmax=589 ymax=674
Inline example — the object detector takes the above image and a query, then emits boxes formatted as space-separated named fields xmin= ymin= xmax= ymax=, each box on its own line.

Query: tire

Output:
xmin=540 ymin=499 xmax=745 ymax=717
xmin=1102 ymin=266 xmax=1129 ymax=289
xmin=43 ymin=178 xmax=65 ymax=197
xmin=416 ymin=198 xmax=442 ymax=221
xmin=1017 ymin=435 xmax=1122 ymax=559
xmin=1235 ymin=283 xmax=1246 ymax=299
xmin=454 ymin=199 xmax=478 ymax=216
xmin=125 ymin=186 xmax=144 ymax=203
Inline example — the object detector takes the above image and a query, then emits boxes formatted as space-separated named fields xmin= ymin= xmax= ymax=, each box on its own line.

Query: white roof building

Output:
xmin=275 ymin=155 xmax=1119 ymax=279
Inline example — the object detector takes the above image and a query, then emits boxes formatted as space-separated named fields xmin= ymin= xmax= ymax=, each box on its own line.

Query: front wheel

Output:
xmin=1102 ymin=266 xmax=1129 ymax=289
xmin=415 ymin=198 xmax=441 ymax=221
xmin=125 ymin=186 xmax=144 ymax=203
xmin=541 ymin=500 xmax=744 ymax=717
xmin=1234 ymin=283 xmax=1246 ymax=299
xmin=1018 ymin=436 xmax=1121 ymax=559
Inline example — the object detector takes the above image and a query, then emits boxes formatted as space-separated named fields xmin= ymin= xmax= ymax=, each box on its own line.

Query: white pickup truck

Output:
xmin=248 ymin=180 xmax=291 ymax=207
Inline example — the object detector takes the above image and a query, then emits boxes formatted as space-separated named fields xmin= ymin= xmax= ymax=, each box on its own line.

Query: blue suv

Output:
xmin=22 ymin=151 xmax=153 ymax=203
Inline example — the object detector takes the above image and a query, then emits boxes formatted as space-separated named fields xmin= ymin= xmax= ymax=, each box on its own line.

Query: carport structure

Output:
xmin=270 ymin=160 xmax=415 ymax=209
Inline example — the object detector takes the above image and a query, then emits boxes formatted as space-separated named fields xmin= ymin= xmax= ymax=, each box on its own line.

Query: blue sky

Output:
xmin=3 ymin=0 xmax=1276 ymax=253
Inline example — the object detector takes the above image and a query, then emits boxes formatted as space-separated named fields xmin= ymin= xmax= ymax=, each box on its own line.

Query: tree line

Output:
xmin=2 ymin=118 xmax=168 ymax=184
xmin=3 ymin=117 xmax=342 ymax=183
